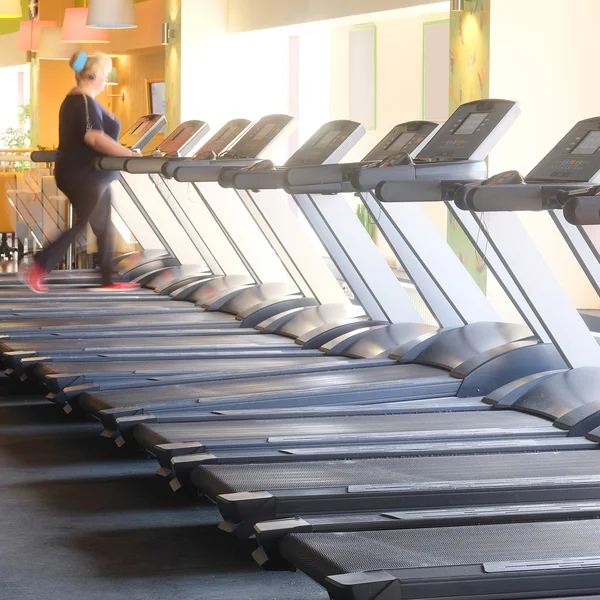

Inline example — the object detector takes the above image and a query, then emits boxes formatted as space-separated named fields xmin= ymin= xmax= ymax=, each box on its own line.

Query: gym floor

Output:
xmin=0 ymin=376 xmax=326 ymax=600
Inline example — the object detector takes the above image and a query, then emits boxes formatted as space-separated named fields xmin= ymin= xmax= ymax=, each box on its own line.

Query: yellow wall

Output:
xmin=110 ymin=51 xmax=165 ymax=132
xmin=38 ymin=60 xmax=73 ymax=148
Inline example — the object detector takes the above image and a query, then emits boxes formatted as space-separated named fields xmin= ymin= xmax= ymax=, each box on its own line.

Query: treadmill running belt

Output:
xmin=194 ymin=451 xmax=595 ymax=499
xmin=0 ymin=312 xmax=238 ymax=333
xmin=36 ymin=356 xmax=352 ymax=377
xmin=278 ymin=520 xmax=600 ymax=598
xmin=79 ymin=365 xmax=456 ymax=415
xmin=0 ymin=334 xmax=295 ymax=353
xmin=134 ymin=410 xmax=550 ymax=451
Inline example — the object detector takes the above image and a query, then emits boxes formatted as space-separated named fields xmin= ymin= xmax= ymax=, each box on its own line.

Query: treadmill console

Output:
xmin=527 ymin=118 xmax=600 ymax=183
xmin=195 ymin=119 xmax=251 ymax=157
xmin=246 ymin=159 xmax=275 ymax=171
xmin=227 ymin=114 xmax=295 ymax=159
xmin=417 ymin=99 xmax=519 ymax=162
xmin=285 ymin=120 xmax=365 ymax=167
xmin=362 ymin=122 xmax=438 ymax=163
xmin=482 ymin=171 xmax=525 ymax=186
xmin=158 ymin=120 xmax=209 ymax=158
xmin=120 ymin=114 xmax=167 ymax=150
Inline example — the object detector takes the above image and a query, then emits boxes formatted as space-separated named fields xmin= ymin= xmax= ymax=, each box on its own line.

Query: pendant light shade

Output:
xmin=61 ymin=8 xmax=109 ymax=43
xmin=0 ymin=0 xmax=22 ymax=18
xmin=18 ymin=20 xmax=57 ymax=52
xmin=39 ymin=27 xmax=81 ymax=60
xmin=87 ymin=0 xmax=137 ymax=29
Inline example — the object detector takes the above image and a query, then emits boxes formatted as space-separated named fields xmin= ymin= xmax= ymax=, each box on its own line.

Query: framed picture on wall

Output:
xmin=146 ymin=78 xmax=166 ymax=115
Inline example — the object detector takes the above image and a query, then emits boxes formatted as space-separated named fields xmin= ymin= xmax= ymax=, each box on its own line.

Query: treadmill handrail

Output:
xmin=173 ymin=160 xmax=261 ymax=183
xmin=375 ymin=179 xmax=483 ymax=203
xmin=232 ymin=170 xmax=287 ymax=190
xmin=456 ymin=181 xmax=594 ymax=212
xmin=30 ymin=150 xmax=57 ymax=163
xmin=123 ymin=156 xmax=169 ymax=174
xmin=284 ymin=163 xmax=365 ymax=187
xmin=97 ymin=157 xmax=130 ymax=171
xmin=564 ymin=195 xmax=600 ymax=225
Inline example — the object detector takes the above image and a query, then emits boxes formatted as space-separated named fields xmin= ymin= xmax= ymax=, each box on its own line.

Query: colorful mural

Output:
xmin=448 ymin=0 xmax=490 ymax=292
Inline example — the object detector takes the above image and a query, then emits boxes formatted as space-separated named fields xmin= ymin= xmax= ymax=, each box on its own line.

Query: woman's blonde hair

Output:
xmin=69 ymin=51 xmax=112 ymax=84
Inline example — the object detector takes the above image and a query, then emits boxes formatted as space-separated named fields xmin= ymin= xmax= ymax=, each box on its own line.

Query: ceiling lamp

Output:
xmin=87 ymin=0 xmax=137 ymax=29
xmin=39 ymin=27 xmax=81 ymax=60
xmin=0 ymin=0 xmax=21 ymax=18
xmin=18 ymin=20 xmax=57 ymax=52
xmin=61 ymin=7 xmax=109 ymax=43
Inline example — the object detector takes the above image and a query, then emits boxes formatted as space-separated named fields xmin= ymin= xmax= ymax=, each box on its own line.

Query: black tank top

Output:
xmin=55 ymin=94 xmax=122 ymax=185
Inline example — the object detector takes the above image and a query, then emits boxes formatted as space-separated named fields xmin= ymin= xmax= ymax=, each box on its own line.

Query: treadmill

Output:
xmin=259 ymin=520 xmax=600 ymax=600
xmin=0 ymin=119 xmax=453 ymax=388
xmin=0 ymin=120 xmax=419 ymax=401
xmin=0 ymin=119 xmax=252 ymax=325
xmin=176 ymin=115 xmax=600 ymax=530
xmin=4 ymin=120 xmax=480 ymax=404
xmin=0 ymin=122 xmax=238 ymax=324
xmin=243 ymin=119 xmax=600 ymax=600
xmin=69 ymin=100 xmax=570 ymax=422
xmin=0 ymin=113 xmax=167 ymax=289
xmin=97 ymin=117 xmax=295 ymax=296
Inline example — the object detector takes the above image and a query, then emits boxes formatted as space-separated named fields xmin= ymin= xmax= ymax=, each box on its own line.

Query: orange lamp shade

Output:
xmin=18 ymin=20 xmax=57 ymax=52
xmin=61 ymin=8 xmax=109 ymax=43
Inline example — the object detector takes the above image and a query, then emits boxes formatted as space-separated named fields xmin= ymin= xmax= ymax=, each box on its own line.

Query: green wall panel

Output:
xmin=447 ymin=0 xmax=491 ymax=293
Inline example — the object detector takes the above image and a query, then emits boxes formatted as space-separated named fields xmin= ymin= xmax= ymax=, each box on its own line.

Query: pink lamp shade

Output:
xmin=18 ymin=20 xmax=57 ymax=52
xmin=61 ymin=8 xmax=109 ymax=43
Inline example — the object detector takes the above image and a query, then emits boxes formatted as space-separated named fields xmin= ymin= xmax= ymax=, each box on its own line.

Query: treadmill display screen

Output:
xmin=571 ymin=131 xmax=600 ymax=155
xmin=314 ymin=131 xmax=340 ymax=148
xmin=213 ymin=125 xmax=237 ymax=142
xmin=128 ymin=120 xmax=154 ymax=136
xmin=455 ymin=112 xmax=488 ymax=135
xmin=385 ymin=132 xmax=415 ymax=152
xmin=160 ymin=123 xmax=199 ymax=155
xmin=252 ymin=124 xmax=277 ymax=140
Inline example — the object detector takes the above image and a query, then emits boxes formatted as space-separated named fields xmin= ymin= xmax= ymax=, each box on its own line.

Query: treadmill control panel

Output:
xmin=417 ymin=99 xmax=519 ymax=162
xmin=195 ymin=119 xmax=251 ymax=157
xmin=159 ymin=120 xmax=209 ymax=158
xmin=481 ymin=170 xmax=526 ymax=186
xmin=285 ymin=120 xmax=365 ymax=167
xmin=527 ymin=118 xmax=600 ymax=183
xmin=120 ymin=114 xmax=167 ymax=150
xmin=226 ymin=114 xmax=295 ymax=159
xmin=362 ymin=122 xmax=439 ymax=162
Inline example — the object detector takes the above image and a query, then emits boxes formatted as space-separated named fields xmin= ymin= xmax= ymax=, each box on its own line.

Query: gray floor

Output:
xmin=0 ymin=378 xmax=326 ymax=600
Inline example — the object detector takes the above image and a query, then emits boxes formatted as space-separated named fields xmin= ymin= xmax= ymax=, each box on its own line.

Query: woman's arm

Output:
xmin=84 ymin=130 xmax=137 ymax=157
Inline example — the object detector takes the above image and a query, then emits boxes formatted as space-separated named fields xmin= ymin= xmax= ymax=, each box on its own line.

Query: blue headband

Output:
xmin=72 ymin=52 xmax=88 ymax=74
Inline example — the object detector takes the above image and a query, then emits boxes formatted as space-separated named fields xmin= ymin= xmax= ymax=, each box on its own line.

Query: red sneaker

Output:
xmin=19 ymin=262 xmax=48 ymax=293
xmin=95 ymin=281 xmax=141 ymax=291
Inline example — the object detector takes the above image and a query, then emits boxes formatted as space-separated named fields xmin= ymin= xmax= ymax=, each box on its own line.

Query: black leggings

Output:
xmin=35 ymin=179 xmax=115 ymax=286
